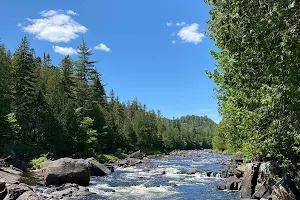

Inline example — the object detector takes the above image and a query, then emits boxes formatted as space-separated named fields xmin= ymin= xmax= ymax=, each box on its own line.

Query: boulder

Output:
xmin=207 ymin=171 xmax=213 ymax=177
xmin=220 ymin=167 xmax=235 ymax=178
xmin=271 ymin=175 xmax=299 ymax=200
xmin=16 ymin=190 xmax=39 ymax=200
xmin=127 ymin=151 xmax=145 ymax=159
xmin=6 ymin=158 xmax=28 ymax=173
xmin=241 ymin=163 xmax=260 ymax=199
xmin=39 ymin=160 xmax=52 ymax=169
xmin=86 ymin=158 xmax=111 ymax=176
xmin=186 ymin=168 xmax=197 ymax=175
xmin=235 ymin=152 xmax=243 ymax=164
xmin=252 ymin=161 xmax=278 ymax=199
xmin=0 ymin=168 xmax=21 ymax=184
xmin=50 ymin=183 xmax=93 ymax=198
xmin=42 ymin=158 xmax=90 ymax=186
xmin=0 ymin=181 xmax=7 ymax=200
xmin=4 ymin=183 xmax=33 ymax=200
xmin=217 ymin=183 xmax=226 ymax=190
xmin=217 ymin=176 xmax=242 ymax=191
xmin=36 ymin=183 xmax=94 ymax=199
xmin=226 ymin=176 xmax=242 ymax=190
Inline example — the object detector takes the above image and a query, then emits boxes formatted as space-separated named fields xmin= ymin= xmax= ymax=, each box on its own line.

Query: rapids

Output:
xmin=87 ymin=151 xmax=239 ymax=200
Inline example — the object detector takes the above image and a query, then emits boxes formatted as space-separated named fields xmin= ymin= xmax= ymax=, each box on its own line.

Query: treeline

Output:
xmin=207 ymin=0 xmax=300 ymax=169
xmin=0 ymin=37 xmax=216 ymax=160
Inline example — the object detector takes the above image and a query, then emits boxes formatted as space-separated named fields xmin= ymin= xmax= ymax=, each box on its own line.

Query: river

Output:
xmin=86 ymin=151 xmax=239 ymax=200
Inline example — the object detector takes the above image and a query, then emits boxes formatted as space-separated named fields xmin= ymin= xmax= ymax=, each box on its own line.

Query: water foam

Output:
xmin=89 ymin=184 xmax=178 ymax=199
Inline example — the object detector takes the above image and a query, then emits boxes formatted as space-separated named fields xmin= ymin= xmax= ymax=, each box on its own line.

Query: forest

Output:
xmin=207 ymin=0 xmax=300 ymax=170
xmin=0 ymin=37 xmax=216 ymax=161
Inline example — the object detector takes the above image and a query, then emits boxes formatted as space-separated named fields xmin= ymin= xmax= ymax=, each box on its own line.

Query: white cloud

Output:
xmin=94 ymin=43 xmax=111 ymax=52
xmin=66 ymin=10 xmax=79 ymax=15
xmin=175 ymin=22 xmax=186 ymax=26
xmin=172 ymin=40 xmax=176 ymax=44
xmin=53 ymin=46 xmax=78 ymax=55
xmin=20 ymin=10 xmax=87 ymax=43
xmin=166 ymin=22 xmax=173 ymax=27
xmin=40 ymin=10 xmax=59 ymax=17
xmin=177 ymin=23 xmax=204 ymax=44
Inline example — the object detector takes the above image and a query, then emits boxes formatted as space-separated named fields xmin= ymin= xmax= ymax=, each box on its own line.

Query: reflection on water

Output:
xmin=88 ymin=152 xmax=239 ymax=200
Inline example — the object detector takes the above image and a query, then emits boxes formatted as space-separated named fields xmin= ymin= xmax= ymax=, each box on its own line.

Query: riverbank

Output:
xmin=216 ymin=152 xmax=300 ymax=200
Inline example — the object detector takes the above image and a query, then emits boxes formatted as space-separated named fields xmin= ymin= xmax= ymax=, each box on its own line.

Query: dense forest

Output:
xmin=0 ymin=37 xmax=216 ymax=161
xmin=207 ymin=0 xmax=300 ymax=169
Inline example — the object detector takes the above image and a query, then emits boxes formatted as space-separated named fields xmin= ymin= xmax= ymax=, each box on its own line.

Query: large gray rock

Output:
xmin=217 ymin=176 xmax=242 ymax=191
xmin=240 ymin=163 xmax=260 ymax=199
xmin=4 ymin=183 xmax=33 ymax=200
xmin=42 ymin=158 xmax=90 ymax=186
xmin=226 ymin=176 xmax=242 ymax=190
xmin=252 ymin=161 xmax=278 ymax=199
xmin=127 ymin=151 xmax=145 ymax=159
xmin=16 ymin=190 xmax=39 ymax=200
xmin=86 ymin=158 xmax=111 ymax=176
xmin=6 ymin=158 xmax=28 ymax=172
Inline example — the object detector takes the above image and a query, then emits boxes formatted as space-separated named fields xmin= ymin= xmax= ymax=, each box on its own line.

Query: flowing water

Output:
xmin=87 ymin=152 xmax=239 ymax=200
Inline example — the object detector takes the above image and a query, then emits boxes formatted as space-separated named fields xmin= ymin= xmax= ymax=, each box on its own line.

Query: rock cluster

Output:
xmin=217 ymin=153 xmax=299 ymax=200
xmin=0 ymin=150 xmax=149 ymax=200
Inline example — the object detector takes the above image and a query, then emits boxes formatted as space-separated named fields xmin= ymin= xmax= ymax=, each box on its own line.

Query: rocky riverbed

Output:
xmin=4 ymin=150 xmax=295 ymax=200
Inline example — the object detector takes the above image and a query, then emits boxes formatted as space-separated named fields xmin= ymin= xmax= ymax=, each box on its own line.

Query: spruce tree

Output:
xmin=12 ymin=37 xmax=37 ymax=144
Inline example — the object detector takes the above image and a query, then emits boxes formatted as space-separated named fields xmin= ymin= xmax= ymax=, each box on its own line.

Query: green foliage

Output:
xmin=31 ymin=154 xmax=48 ymax=169
xmin=0 ymin=37 xmax=217 ymax=162
xmin=95 ymin=154 xmax=118 ymax=163
xmin=144 ymin=149 xmax=161 ymax=155
xmin=207 ymin=0 xmax=300 ymax=169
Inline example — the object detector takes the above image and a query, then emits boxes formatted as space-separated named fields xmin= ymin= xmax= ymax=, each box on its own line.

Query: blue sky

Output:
xmin=1 ymin=0 xmax=221 ymax=122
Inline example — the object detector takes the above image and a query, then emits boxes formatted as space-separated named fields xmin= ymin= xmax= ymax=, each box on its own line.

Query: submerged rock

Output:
xmin=42 ymin=158 xmax=90 ymax=186
xmin=186 ymin=168 xmax=197 ymax=175
xmin=36 ymin=183 xmax=94 ymax=199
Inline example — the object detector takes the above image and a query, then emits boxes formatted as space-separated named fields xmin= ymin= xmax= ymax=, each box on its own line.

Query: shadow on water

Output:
xmin=19 ymin=171 xmax=43 ymax=186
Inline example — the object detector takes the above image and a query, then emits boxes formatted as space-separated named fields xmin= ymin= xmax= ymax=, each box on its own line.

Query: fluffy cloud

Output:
xmin=40 ymin=10 xmax=58 ymax=17
xmin=53 ymin=46 xmax=78 ymax=55
xmin=94 ymin=43 xmax=111 ymax=52
xmin=66 ymin=10 xmax=79 ymax=15
xmin=177 ymin=23 xmax=204 ymax=44
xmin=20 ymin=10 xmax=86 ymax=43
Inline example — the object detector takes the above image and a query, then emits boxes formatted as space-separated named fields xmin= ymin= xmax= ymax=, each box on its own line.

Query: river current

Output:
xmin=87 ymin=152 xmax=239 ymax=200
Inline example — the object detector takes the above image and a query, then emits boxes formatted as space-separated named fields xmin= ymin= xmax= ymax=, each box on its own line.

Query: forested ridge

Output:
xmin=0 ymin=37 xmax=216 ymax=161
xmin=207 ymin=0 xmax=300 ymax=171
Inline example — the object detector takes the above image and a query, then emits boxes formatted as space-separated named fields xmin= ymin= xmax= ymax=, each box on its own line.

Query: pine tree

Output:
xmin=90 ymin=70 xmax=106 ymax=104
xmin=0 ymin=43 xmax=13 ymax=153
xmin=12 ymin=37 xmax=37 ymax=143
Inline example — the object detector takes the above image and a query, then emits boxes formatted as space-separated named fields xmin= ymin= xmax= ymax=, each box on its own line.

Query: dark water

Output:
xmin=87 ymin=152 xmax=239 ymax=200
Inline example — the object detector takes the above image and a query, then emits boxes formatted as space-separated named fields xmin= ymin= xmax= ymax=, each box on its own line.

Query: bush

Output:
xmin=144 ymin=149 xmax=161 ymax=155
xmin=95 ymin=154 xmax=118 ymax=163
xmin=31 ymin=154 xmax=48 ymax=169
